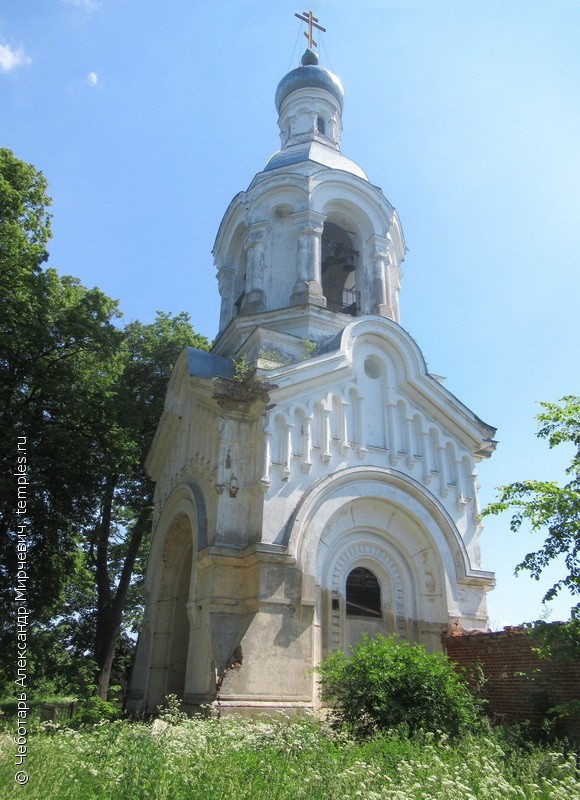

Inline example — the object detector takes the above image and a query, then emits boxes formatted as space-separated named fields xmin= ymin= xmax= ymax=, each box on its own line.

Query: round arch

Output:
xmin=146 ymin=482 xmax=207 ymax=582
xmin=286 ymin=466 xmax=473 ymax=592
xmin=315 ymin=498 xmax=445 ymax=652
xmin=312 ymin=177 xmax=394 ymax=238
xmin=136 ymin=482 xmax=207 ymax=711
xmin=287 ymin=467 xmax=473 ymax=666
xmin=146 ymin=512 xmax=194 ymax=710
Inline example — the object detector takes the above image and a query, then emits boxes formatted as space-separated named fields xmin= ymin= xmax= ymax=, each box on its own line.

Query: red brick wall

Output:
xmin=443 ymin=626 xmax=580 ymax=739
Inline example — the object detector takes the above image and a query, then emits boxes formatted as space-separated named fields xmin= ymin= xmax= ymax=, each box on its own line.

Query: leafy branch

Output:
xmin=483 ymin=396 xmax=580 ymax=615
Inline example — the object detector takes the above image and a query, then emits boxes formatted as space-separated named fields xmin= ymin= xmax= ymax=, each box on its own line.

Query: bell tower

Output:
xmin=127 ymin=19 xmax=496 ymax=718
xmin=213 ymin=45 xmax=405 ymax=365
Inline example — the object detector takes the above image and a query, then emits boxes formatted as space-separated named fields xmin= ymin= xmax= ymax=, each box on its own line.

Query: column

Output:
xmin=216 ymin=266 xmax=236 ymax=331
xmin=364 ymin=235 xmax=390 ymax=317
xmin=283 ymin=422 xmax=293 ymax=480
xmin=437 ymin=445 xmax=449 ymax=498
xmin=321 ymin=409 xmax=331 ymax=464
xmin=260 ymin=423 xmax=272 ymax=490
xmin=421 ymin=431 xmax=432 ymax=484
xmin=301 ymin=415 xmax=313 ymax=473
xmin=241 ymin=221 xmax=270 ymax=314
xmin=355 ymin=394 xmax=368 ymax=459
xmin=454 ymin=459 xmax=467 ymax=507
xmin=338 ymin=399 xmax=349 ymax=455
xmin=404 ymin=416 xmax=416 ymax=469
xmin=386 ymin=261 xmax=403 ymax=324
xmin=470 ymin=468 xmax=481 ymax=524
xmin=386 ymin=400 xmax=402 ymax=467
xmin=290 ymin=210 xmax=326 ymax=306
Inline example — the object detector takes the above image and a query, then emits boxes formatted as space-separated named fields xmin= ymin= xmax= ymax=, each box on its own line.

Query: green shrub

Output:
xmin=316 ymin=633 xmax=480 ymax=738
xmin=67 ymin=696 xmax=120 ymax=727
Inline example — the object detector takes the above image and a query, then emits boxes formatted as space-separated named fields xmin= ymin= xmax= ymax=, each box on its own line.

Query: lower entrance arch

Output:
xmin=324 ymin=537 xmax=412 ymax=656
xmin=147 ymin=514 xmax=193 ymax=709
xmin=287 ymin=468 xmax=465 ymax=679
xmin=166 ymin=545 xmax=192 ymax=696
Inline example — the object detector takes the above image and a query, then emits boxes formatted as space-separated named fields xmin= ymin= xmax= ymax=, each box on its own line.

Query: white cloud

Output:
xmin=87 ymin=71 xmax=99 ymax=87
xmin=62 ymin=0 xmax=101 ymax=10
xmin=0 ymin=43 xmax=31 ymax=73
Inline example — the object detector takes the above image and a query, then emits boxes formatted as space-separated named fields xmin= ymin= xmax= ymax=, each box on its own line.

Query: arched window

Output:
xmin=317 ymin=115 xmax=326 ymax=135
xmin=321 ymin=221 xmax=360 ymax=316
xmin=346 ymin=567 xmax=381 ymax=617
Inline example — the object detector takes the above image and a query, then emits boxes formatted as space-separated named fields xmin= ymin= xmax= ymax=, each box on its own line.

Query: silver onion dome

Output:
xmin=275 ymin=49 xmax=344 ymax=114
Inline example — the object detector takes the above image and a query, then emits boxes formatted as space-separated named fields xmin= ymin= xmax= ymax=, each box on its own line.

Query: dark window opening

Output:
xmin=346 ymin=567 xmax=381 ymax=618
xmin=321 ymin=222 xmax=360 ymax=317
xmin=317 ymin=116 xmax=326 ymax=135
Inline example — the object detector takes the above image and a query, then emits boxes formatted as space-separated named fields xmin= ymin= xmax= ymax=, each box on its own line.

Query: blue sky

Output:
xmin=2 ymin=0 xmax=579 ymax=627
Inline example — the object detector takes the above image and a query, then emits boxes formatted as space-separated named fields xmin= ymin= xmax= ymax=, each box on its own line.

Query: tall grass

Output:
xmin=0 ymin=714 xmax=578 ymax=799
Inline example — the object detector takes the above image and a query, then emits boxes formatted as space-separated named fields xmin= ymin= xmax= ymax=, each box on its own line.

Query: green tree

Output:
xmin=483 ymin=395 xmax=580 ymax=617
xmin=88 ymin=312 xmax=209 ymax=698
xmin=0 ymin=149 xmax=210 ymax=699
xmin=0 ymin=148 xmax=123 ymax=629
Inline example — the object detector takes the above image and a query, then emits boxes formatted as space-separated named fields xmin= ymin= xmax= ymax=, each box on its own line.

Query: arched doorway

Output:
xmin=147 ymin=514 xmax=193 ymax=709
xmin=166 ymin=545 xmax=192 ymax=696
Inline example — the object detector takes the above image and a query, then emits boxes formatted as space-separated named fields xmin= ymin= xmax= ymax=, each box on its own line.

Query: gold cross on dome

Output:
xmin=295 ymin=10 xmax=326 ymax=50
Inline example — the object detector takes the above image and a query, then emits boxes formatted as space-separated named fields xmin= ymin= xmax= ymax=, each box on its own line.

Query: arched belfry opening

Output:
xmin=321 ymin=221 xmax=360 ymax=316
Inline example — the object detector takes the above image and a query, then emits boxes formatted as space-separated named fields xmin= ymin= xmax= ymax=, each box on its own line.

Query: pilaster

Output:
xmin=290 ymin=210 xmax=327 ymax=307
xmin=366 ymin=235 xmax=392 ymax=318
xmin=241 ymin=221 xmax=270 ymax=314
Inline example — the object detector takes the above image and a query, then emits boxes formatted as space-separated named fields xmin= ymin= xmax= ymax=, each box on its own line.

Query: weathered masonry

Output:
xmin=126 ymin=32 xmax=497 ymax=716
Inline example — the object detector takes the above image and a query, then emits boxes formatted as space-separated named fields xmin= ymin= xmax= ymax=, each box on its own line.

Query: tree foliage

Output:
xmin=316 ymin=634 xmax=480 ymax=739
xmin=483 ymin=396 xmax=580 ymax=617
xmin=0 ymin=148 xmax=209 ymax=698
xmin=0 ymin=147 xmax=123 ymax=624
xmin=87 ymin=311 xmax=209 ymax=697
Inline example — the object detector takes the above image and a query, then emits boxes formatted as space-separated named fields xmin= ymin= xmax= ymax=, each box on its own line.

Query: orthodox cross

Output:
xmin=295 ymin=10 xmax=326 ymax=50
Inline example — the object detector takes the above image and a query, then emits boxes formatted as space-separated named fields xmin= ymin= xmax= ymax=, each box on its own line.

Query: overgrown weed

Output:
xmin=0 ymin=714 xmax=577 ymax=799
